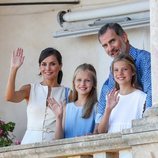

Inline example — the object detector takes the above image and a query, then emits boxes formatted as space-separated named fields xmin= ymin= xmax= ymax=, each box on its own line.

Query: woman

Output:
xmin=5 ymin=47 xmax=70 ymax=144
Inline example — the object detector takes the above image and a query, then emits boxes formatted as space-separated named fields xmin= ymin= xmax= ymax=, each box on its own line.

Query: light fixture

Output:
xmin=53 ymin=1 xmax=149 ymax=38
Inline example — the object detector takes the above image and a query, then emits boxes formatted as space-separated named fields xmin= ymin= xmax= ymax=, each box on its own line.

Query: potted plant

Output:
xmin=0 ymin=120 xmax=15 ymax=147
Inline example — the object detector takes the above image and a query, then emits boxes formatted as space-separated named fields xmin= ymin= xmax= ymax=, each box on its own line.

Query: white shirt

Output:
xmin=108 ymin=89 xmax=146 ymax=133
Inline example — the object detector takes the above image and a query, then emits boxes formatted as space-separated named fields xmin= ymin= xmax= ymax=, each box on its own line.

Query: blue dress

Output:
xmin=64 ymin=102 xmax=96 ymax=138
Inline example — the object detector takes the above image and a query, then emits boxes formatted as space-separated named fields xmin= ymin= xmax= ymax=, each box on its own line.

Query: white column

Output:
xmin=150 ymin=0 xmax=158 ymax=106
xmin=93 ymin=152 xmax=118 ymax=158
xmin=93 ymin=153 xmax=106 ymax=158
xmin=119 ymin=149 xmax=132 ymax=158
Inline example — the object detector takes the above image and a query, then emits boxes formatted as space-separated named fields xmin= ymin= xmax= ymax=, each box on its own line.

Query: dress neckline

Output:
xmin=119 ymin=89 xmax=139 ymax=96
xmin=39 ymin=82 xmax=62 ymax=88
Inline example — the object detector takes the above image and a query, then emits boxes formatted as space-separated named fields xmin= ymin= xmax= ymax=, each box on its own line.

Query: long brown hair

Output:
xmin=70 ymin=63 xmax=97 ymax=118
xmin=111 ymin=53 xmax=140 ymax=90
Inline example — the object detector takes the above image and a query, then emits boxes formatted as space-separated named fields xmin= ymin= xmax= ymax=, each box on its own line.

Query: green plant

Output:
xmin=0 ymin=120 xmax=15 ymax=147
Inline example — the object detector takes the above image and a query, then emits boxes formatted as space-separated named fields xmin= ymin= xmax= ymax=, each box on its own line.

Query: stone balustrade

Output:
xmin=1 ymin=110 xmax=158 ymax=158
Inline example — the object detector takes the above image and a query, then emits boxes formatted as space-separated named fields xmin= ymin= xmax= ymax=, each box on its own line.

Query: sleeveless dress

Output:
xmin=64 ymin=102 xmax=97 ymax=138
xmin=21 ymin=83 xmax=69 ymax=144
xmin=108 ymin=89 xmax=146 ymax=133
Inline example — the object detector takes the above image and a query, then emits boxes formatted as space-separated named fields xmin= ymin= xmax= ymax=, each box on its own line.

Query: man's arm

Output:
xmin=140 ymin=51 xmax=152 ymax=108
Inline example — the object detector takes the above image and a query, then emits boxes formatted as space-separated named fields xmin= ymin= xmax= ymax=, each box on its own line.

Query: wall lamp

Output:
xmin=53 ymin=0 xmax=150 ymax=38
xmin=53 ymin=14 xmax=149 ymax=38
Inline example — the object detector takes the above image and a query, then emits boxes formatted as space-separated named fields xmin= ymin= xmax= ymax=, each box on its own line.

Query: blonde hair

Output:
xmin=70 ymin=63 xmax=97 ymax=118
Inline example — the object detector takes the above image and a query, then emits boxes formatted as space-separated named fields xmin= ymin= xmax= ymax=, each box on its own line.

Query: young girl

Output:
xmin=5 ymin=47 xmax=70 ymax=144
xmin=98 ymin=53 xmax=146 ymax=133
xmin=48 ymin=63 xmax=98 ymax=139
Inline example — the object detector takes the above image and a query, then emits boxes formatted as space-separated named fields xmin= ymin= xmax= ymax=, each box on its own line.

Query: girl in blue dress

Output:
xmin=48 ymin=63 xmax=98 ymax=139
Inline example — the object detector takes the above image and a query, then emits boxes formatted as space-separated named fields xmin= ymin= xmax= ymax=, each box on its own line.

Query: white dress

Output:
xmin=108 ymin=89 xmax=146 ymax=133
xmin=21 ymin=83 xmax=69 ymax=144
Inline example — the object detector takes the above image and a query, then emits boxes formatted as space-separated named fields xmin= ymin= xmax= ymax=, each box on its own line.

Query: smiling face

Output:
xmin=74 ymin=70 xmax=94 ymax=97
xmin=39 ymin=55 xmax=62 ymax=81
xmin=113 ymin=60 xmax=134 ymax=87
xmin=99 ymin=28 xmax=127 ymax=58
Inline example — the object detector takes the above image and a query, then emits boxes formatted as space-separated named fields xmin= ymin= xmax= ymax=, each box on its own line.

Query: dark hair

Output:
xmin=39 ymin=47 xmax=63 ymax=84
xmin=111 ymin=53 xmax=140 ymax=90
xmin=98 ymin=23 xmax=125 ymax=41
xmin=70 ymin=63 xmax=97 ymax=118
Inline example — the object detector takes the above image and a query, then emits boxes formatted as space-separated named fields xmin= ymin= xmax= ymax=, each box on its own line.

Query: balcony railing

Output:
xmin=1 ymin=107 xmax=158 ymax=158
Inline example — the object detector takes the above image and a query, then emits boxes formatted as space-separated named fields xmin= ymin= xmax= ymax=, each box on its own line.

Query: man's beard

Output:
xmin=120 ymin=40 xmax=127 ymax=54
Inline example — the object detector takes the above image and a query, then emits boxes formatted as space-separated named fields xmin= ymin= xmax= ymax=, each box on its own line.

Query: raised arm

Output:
xmin=5 ymin=48 xmax=30 ymax=103
xmin=96 ymin=73 xmax=115 ymax=123
xmin=98 ymin=89 xmax=119 ymax=133
xmin=48 ymin=98 xmax=64 ymax=139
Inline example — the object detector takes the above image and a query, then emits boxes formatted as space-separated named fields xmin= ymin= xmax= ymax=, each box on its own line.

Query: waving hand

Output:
xmin=11 ymin=48 xmax=25 ymax=69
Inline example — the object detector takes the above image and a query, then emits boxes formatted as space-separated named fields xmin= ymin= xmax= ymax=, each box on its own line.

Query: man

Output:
xmin=96 ymin=23 xmax=152 ymax=123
